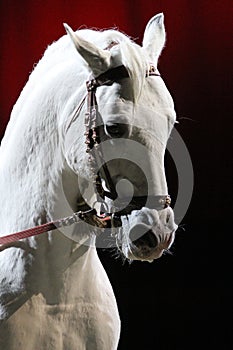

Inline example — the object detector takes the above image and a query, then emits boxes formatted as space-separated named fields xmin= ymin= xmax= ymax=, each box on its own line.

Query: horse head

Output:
xmin=62 ymin=13 xmax=177 ymax=262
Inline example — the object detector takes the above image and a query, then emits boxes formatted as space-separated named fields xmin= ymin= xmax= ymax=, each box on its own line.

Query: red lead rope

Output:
xmin=0 ymin=222 xmax=57 ymax=245
xmin=0 ymin=211 xmax=112 ymax=246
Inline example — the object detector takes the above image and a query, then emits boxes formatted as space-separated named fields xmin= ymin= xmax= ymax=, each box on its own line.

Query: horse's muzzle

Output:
xmin=120 ymin=207 xmax=177 ymax=261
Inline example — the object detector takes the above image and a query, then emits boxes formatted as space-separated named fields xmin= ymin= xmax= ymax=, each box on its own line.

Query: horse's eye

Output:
xmin=105 ymin=123 xmax=125 ymax=138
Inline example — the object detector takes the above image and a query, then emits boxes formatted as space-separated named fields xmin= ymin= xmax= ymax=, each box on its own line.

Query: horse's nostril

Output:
xmin=105 ymin=123 xmax=127 ymax=138
xmin=129 ymin=225 xmax=158 ymax=249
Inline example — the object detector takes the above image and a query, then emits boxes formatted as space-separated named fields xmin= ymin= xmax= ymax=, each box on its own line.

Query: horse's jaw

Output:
xmin=118 ymin=207 xmax=177 ymax=262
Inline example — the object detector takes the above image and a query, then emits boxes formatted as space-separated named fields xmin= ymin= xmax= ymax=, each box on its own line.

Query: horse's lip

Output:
xmin=125 ymin=231 xmax=175 ymax=261
xmin=128 ymin=245 xmax=163 ymax=261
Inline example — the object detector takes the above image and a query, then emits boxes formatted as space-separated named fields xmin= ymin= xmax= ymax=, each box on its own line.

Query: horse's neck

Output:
xmin=0 ymin=99 xmax=81 ymax=233
xmin=0 ymin=157 xmax=98 ymax=317
xmin=0 ymin=147 xmax=92 ymax=278
xmin=0 ymin=45 xmax=98 ymax=320
xmin=0 ymin=109 xmax=93 ymax=320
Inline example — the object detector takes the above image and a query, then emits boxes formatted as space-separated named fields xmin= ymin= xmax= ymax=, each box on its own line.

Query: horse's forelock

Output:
xmin=119 ymin=40 xmax=148 ymax=101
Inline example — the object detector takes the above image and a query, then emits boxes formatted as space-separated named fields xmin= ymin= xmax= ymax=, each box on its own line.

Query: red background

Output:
xmin=0 ymin=1 xmax=232 ymax=349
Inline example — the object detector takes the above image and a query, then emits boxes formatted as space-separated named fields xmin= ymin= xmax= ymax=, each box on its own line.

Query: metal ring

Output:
xmin=92 ymin=200 xmax=109 ymax=214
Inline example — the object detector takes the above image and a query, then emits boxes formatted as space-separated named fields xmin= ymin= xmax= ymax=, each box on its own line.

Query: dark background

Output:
xmin=0 ymin=1 xmax=232 ymax=349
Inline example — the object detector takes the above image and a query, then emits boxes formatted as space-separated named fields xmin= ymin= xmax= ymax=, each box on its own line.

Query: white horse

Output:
xmin=0 ymin=13 xmax=177 ymax=349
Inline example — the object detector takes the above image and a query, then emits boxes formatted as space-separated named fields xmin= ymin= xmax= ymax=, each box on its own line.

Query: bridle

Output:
xmin=82 ymin=63 xmax=171 ymax=208
xmin=0 ymin=63 xmax=171 ymax=247
xmin=84 ymin=65 xmax=130 ymax=201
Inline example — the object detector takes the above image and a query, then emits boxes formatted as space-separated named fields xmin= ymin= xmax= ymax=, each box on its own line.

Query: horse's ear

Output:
xmin=63 ymin=23 xmax=111 ymax=76
xmin=142 ymin=13 xmax=166 ymax=63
